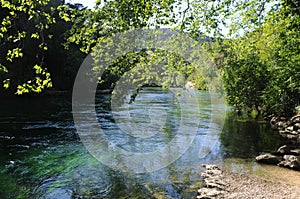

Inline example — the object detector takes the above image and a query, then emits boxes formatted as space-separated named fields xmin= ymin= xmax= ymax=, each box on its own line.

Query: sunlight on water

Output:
xmin=0 ymin=88 xmax=292 ymax=198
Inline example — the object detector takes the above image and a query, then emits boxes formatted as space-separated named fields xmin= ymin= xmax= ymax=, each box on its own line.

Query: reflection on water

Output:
xmin=220 ymin=113 xmax=285 ymax=158
xmin=0 ymin=88 xmax=289 ymax=198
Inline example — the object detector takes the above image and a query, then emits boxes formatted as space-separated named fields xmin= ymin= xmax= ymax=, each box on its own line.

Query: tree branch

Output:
xmin=180 ymin=0 xmax=190 ymax=30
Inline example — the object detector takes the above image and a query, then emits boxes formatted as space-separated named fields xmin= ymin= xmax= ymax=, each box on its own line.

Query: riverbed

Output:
xmin=0 ymin=88 xmax=297 ymax=198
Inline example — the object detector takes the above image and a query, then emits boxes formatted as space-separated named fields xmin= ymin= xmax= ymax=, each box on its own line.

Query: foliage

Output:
xmin=260 ymin=6 xmax=300 ymax=115
xmin=239 ymin=2 xmax=299 ymax=116
xmin=188 ymin=0 xmax=300 ymax=116
xmin=0 ymin=0 xmax=84 ymax=94
xmin=16 ymin=64 xmax=52 ymax=94
xmin=66 ymin=0 xmax=178 ymax=53
xmin=219 ymin=34 xmax=270 ymax=115
xmin=0 ymin=0 xmax=299 ymax=116
xmin=90 ymin=29 xmax=218 ymax=104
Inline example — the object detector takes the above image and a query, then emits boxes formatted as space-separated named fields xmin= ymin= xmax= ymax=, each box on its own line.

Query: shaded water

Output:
xmin=0 ymin=88 xmax=287 ymax=198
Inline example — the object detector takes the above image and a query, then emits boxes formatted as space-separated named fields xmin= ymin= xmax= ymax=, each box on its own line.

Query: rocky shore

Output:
xmin=255 ymin=115 xmax=300 ymax=171
xmin=269 ymin=114 xmax=300 ymax=144
xmin=197 ymin=164 xmax=299 ymax=199
xmin=197 ymin=116 xmax=300 ymax=198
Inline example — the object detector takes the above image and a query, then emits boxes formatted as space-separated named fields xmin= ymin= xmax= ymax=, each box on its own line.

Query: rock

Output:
xmin=255 ymin=154 xmax=282 ymax=165
xmin=293 ymin=123 xmax=300 ymax=131
xmin=276 ymin=146 xmax=300 ymax=156
xmin=201 ymin=170 xmax=220 ymax=177
xmin=290 ymin=115 xmax=300 ymax=125
xmin=286 ymin=134 xmax=298 ymax=140
xmin=290 ymin=131 xmax=299 ymax=135
xmin=206 ymin=169 xmax=222 ymax=174
xmin=185 ymin=81 xmax=196 ymax=89
xmin=276 ymin=121 xmax=286 ymax=129
xmin=204 ymin=179 xmax=226 ymax=190
xmin=270 ymin=116 xmax=286 ymax=127
xmin=201 ymin=164 xmax=219 ymax=170
xmin=198 ymin=164 xmax=227 ymax=198
xmin=197 ymin=188 xmax=224 ymax=198
xmin=278 ymin=155 xmax=300 ymax=170
xmin=276 ymin=145 xmax=290 ymax=155
xmin=201 ymin=174 xmax=220 ymax=180
xmin=278 ymin=130 xmax=286 ymax=134
xmin=279 ymin=130 xmax=288 ymax=137
xmin=280 ymin=117 xmax=287 ymax=121
xmin=270 ymin=117 xmax=277 ymax=125
xmin=290 ymin=149 xmax=300 ymax=155
xmin=270 ymin=117 xmax=275 ymax=125
xmin=286 ymin=126 xmax=294 ymax=132
xmin=262 ymin=114 xmax=300 ymax=170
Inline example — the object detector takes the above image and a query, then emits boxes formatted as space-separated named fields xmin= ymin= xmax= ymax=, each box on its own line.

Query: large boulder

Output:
xmin=255 ymin=154 xmax=282 ymax=165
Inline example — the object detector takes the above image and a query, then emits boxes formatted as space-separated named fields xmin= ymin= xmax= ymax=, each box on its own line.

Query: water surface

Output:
xmin=0 ymin=88 xmax=288 ymax=198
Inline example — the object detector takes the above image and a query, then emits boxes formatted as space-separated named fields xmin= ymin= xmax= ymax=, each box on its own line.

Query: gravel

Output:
xmin=222 ymin=171 xmax=300 ymax=199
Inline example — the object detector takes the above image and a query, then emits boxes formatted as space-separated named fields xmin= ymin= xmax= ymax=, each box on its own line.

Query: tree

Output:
xmin=260 ymin=4 xmax=300 ymax=116
xmin=66 ymin=0 xmax=179 ymax=54
xmin=220 ymin=36 xmax=269 ymax=116
xmin=183 ymin=0 xmax=299 ymax=116
xmin=0 ymin=0 xmax=82 ymax=94
xmin=1 ymin=0 xmax=298 ymax=118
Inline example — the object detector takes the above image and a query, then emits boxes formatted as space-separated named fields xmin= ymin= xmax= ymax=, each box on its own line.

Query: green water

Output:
xmin=0 ymin=88 xmax=285 ymax=198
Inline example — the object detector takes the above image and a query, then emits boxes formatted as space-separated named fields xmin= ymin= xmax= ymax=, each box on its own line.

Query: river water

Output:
xmin=0 ymin=88 xmax=288 ymax=198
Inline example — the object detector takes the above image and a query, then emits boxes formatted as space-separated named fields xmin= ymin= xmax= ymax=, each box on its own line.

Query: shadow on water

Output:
xmin=0 ymin=88 xmax=289 ymax=198
xmin=220 ymin=112 xmax=285 ymax=159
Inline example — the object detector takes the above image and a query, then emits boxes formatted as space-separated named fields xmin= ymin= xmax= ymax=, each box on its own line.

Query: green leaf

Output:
xmin=3 ymin=79 xmax=10 ymax=89
xmin=0 ymin=64 xmax=8 ymax=73
xmin=31 ymin=33 xmax=40 ymax=39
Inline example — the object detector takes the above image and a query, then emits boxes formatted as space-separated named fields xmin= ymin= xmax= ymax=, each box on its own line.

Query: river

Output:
xmin=0 ymin=88 xmax=291 ymax=198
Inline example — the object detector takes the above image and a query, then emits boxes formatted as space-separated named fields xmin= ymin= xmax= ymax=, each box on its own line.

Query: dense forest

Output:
xmin=1 ymin=0 xmax=299 ymax=117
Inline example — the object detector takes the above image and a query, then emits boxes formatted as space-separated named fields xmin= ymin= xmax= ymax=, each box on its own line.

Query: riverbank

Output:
xmin=269 ymin=114 xmax=300 ymax=145
xmin=198 ymin=164 xmax=300 ymax=199
xmin=255 ymin=115 xmax=300 ymax=171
